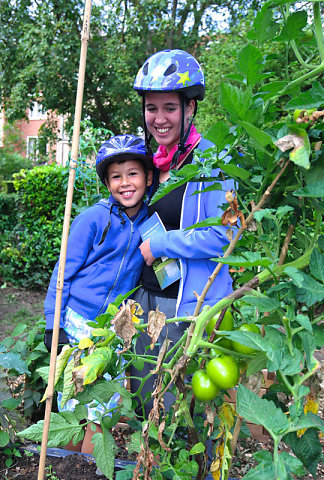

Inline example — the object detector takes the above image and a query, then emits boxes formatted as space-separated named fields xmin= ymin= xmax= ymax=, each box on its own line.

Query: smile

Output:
xmin=120 ymin=191 xmax=134 ymax=198
xmin=156 ymin=127 xmax=171 ymax=134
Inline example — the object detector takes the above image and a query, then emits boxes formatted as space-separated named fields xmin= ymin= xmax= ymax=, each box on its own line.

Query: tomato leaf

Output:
xmin=279 ymin=451 xmax=306 ymax=476
xmin=224 ymin=330 xmax=271 ymax=353
xmin=212 ymin=252 xmax=273 ymax=267
xmin=295 ymin=272 xmax=324 ymax=306
xmin=60 ymin=359 xmax=75 ymax=407
xmin=248 ymin=5 xmax=280 ymax=45
xmin=237 ymin=384 xmax=289 ymax=436
xmin=246 ymin=352 xmax=268 ymax=377
xmin=309 ymin=249 xmax=324 ymax=283
xmin=294 ymin=181 xmax=324 ymax=197
xmin=150 ymin=164 xmax=199 ymax=205
xmin=219 ymin=83 xmax=252 ymax=123
xmin=205 ymin=121 xmax=234 ymax=152
xmin=286 ymin=81 xmax=324 ymax=109
xmin=185 ymin=217 xmax=223 ymax=230
xmin=243 ymin=295 xmax=280 ymax=312
xmin=92 ymin=428 xmax=116 ymax=480
xmin=17 ymin=412 xmax=84 ymax=447
xmin=238 ymin=121 xmax=274 ymax=150
xmin=236 ymin=45 xmax=265 ymax=87
xmin=276 ymin=11 xmax=307 ymax=41
xmin=221 ymin=163 xmax=251 ymax=180
xmin=284 ymin=429 xmax=322 ymax=477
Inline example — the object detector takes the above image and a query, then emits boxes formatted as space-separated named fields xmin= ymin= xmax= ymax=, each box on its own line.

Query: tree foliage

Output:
xmin=0 ymin=0 xmax=262 ymax=137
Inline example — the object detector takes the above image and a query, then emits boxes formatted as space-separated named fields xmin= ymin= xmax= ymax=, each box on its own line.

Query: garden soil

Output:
xmin=0 ymin=284 xmax=323 ymax=479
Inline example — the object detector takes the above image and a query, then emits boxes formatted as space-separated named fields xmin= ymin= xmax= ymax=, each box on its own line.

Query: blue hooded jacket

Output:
xmin=44 ymin=197 xmax=148 ymax=329
xmin=149 ymin=137 xmax=234 ymax=316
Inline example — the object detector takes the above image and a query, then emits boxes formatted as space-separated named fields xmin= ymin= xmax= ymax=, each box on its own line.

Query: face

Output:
xmin=106 ymin=160 xmax=153 ymax=217
xmin=144 ymin=92 xmax=195 ymax=153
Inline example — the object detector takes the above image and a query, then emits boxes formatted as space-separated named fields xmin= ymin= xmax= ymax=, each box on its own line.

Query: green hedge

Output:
xmin=0 ymin=163 xmax=106 ymax=288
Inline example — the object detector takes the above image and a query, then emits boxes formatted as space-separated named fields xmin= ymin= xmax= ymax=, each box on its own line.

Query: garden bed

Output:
xmin=0 ymin=285 xmax=323 ymax=479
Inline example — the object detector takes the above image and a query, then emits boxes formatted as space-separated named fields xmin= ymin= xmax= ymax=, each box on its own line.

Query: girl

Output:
xmin=130 ymin=49 xmax=233 ymax=415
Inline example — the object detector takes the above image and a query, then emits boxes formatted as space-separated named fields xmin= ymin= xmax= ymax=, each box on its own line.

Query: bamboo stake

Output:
xmin=37 ymin=2 xmax=92 ymax=479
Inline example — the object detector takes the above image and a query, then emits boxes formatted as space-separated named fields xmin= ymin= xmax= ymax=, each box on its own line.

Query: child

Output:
xmin=44 ymin=134 xmax=153 ymax=353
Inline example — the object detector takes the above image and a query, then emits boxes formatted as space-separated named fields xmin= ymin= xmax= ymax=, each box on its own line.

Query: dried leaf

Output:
xmin=158 ymin=419 xmax=172 ymax=452
xmin=73 ymin=347 xmax=111 ymax=387
xmin=241 ymin=371 xmax=263 ymax=394
xmin=147 ymin=307 xmax=166 ymax=349
xmin=229 ymin=267 xmax=245 ymax=273
xmin=226 ymin=229 xmax=234 ymax=242
xmin=204 ymin=403 xmax=216 ymax=436
xmin=150 ymin=336 xmax=170 ymax=375
xmin=297 ymin=393 xmax=319 ymax=437
xmin=225 ymin=190 xmax=235 ymax=203
xmin=220 ymin=402 xmax=236 ymax=430
xmin=221 ymin=190 xmax=245 ymax=229
xmin=112 ymin=300 xmax=137 ymax=351
xmin=275 ymin=134 xmax=304 ymax=153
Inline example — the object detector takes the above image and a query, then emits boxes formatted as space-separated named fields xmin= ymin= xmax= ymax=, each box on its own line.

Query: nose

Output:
xmin=120 ymin=175 xmax=129 ymax=186
xmin=154 ymin=108 xmax=166 ymax=124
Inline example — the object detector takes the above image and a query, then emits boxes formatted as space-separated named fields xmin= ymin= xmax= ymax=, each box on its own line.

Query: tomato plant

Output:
xmin=206 ymin=355 xmax=240 ymax=390
xmin=192 ymin=370 xmax=220 ymax=401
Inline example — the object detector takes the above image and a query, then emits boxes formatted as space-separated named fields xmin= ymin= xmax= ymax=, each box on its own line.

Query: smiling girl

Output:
xmin=130 ymin=49 xmax=234 ymax=415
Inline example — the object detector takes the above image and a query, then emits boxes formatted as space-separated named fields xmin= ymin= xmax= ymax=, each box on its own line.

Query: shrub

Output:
xmin=0 ymin=163 xmax=106 ymax=288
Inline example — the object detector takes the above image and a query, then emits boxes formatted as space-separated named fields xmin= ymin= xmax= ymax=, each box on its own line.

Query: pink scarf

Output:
xmin=153 ymin=124 xmax=201 ymax=172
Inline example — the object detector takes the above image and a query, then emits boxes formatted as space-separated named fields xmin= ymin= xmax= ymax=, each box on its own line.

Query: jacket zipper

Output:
xmin=97 ymin=214 xmax=135 ymax=315
xmin=175 ymin=179 xmax=203 ymax=316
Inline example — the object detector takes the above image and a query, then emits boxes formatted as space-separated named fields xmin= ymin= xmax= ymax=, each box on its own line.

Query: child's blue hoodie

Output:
xmin=44 ymin=197 xmax=147 ymax=329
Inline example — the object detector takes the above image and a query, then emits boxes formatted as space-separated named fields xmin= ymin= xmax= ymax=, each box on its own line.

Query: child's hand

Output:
xmin=139 ymin=239 xmax=156 ymax=266
xmin=44 ymin=328 xmax=70 ymax=354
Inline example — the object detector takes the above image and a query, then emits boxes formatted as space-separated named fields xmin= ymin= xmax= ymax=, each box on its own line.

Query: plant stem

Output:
xmin=313 ymin=2 xmax=324 ymax=62
xmin=279 ymin=62 xmax=324 ymax=96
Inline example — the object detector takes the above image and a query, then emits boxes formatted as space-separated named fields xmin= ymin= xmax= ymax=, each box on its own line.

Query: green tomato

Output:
xmin=206 ymin=355 xmax=240 ymax=390
xmin=205 ymin=310 xmax=234 ymax=336
xmin=192 ymin=370 xmax=220 ymax=401
xmin=210 ymin=338 xmax=233 ymax=357
xmin=232 ymin=323 xmax=261 ymax=355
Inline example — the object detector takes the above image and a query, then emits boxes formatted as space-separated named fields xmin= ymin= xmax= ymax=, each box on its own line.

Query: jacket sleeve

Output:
xmin=150 ymin=178 xmax=234 ymax=260
xmin=44 ymin=213 xmax=96 ymax=329
xmin=150 ymin=225 xmax=229 ymax=260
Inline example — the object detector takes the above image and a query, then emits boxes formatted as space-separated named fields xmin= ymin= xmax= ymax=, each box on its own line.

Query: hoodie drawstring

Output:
xmin=98 ymin=203 xmax=127 ymax=246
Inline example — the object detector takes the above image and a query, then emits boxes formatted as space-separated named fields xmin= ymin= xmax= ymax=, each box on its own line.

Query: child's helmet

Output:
xmin=96 ymin=134 xmax=153 ymax=185
xmin=133 ymin=49 xmax=205 ymax=100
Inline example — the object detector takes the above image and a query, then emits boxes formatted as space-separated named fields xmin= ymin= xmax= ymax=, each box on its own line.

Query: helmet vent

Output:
xmin=143 ymin=63 xmax=149 ymax=75
xmin=131 ymin=138 xmax=142 ymax=145
xmin=164 ymin=64 xmax=177 ymax=76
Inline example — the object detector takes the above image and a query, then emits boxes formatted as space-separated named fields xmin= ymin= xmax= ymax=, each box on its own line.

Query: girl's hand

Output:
xmin=139 ymin=239 xmax=156 ymax=266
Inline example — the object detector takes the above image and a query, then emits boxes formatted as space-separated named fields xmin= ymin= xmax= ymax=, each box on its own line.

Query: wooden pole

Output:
xmin=37 ymin=1 xmax=92 ymax=478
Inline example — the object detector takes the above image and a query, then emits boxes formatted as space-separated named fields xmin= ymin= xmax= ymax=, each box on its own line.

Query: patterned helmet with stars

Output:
xmin=133 ymin=49 xmax=205 ymax=101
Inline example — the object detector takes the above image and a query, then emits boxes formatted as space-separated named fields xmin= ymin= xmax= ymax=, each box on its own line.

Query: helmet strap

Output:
xmin=142 ymin=98 xmax=153 ymax=155
xmin=170 ymin=97 xmax=198 ymax=170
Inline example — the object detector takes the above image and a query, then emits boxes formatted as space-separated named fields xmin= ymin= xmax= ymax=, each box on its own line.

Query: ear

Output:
xmin=104 ymin=177 xmax=111 ymax=192
xmin=146 ymin=169 xmax=153 ymax=187
xmin=187 ymin=99 xmax=195 ymax=119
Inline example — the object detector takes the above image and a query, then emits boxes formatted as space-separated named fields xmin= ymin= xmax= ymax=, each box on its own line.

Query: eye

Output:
xmin=145 ymin=106 xmax=156 ymax=113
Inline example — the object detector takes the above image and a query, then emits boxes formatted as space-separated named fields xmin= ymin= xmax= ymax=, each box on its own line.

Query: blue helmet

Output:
xmin=133 ymin=49 xmax=205 ymax=101
xmin=96 ymin=134 xmax=153 ymax=185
